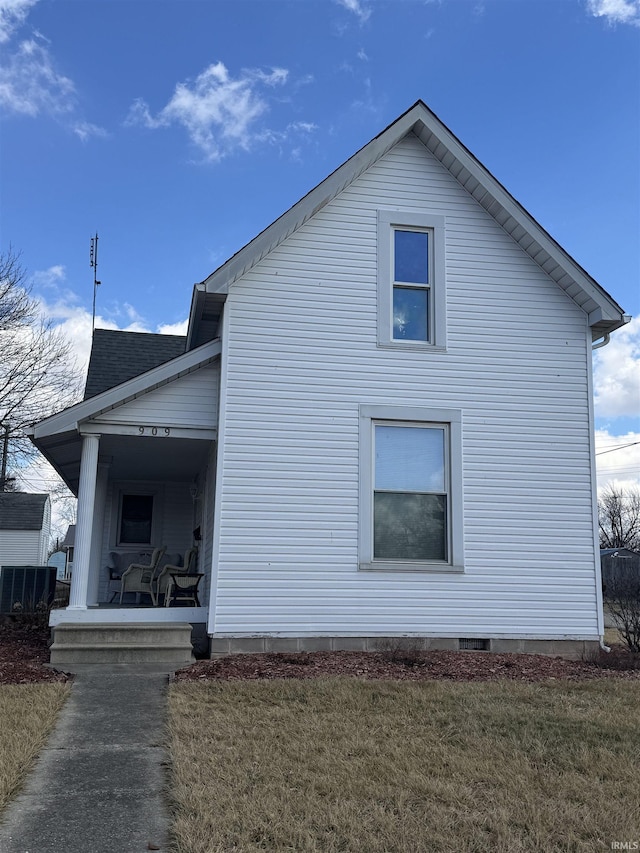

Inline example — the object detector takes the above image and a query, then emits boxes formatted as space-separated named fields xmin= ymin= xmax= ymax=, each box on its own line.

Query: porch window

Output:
xmin=119 ymin=494 xmax=154 ymax=544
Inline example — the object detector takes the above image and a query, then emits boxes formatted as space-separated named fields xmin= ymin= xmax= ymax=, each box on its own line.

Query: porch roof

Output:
xmin=29 ymin=339 xmax=221 ymax=494
xmin=84 ymin=329 xmax=186 ymax=399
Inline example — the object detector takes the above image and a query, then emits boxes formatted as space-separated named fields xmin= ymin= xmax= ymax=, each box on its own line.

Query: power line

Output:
xmin=596 ymin=441 xmax=640 ymax=457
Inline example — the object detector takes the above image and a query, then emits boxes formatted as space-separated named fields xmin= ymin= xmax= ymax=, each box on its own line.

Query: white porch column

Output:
xmin=87 ymin=461 xmax=109 ymax=606
xmin=68 ymin=433 xmax=100 ymax=610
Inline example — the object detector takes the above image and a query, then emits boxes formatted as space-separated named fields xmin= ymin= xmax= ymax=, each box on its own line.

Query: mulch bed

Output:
xmin=2 ymin=619 xmax=638 ymax=685
xmin=0 ymin=618 xmax=71 ymax=685
xmin=174 ymin=645 xmax=640 ymax=684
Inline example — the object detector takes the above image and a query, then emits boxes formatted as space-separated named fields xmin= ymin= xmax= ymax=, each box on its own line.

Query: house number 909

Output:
xmin=138 ymin=426 xmax=171 ymax=436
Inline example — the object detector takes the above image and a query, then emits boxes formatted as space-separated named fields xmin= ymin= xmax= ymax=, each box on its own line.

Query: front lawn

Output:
xmin=0 ymin=683 xmax=71 ymax=813
xmin=168 ymin=678 xmax=640 ymax=853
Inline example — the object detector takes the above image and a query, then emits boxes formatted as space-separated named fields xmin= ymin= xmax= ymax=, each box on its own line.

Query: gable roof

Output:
xmin=0 ymin=493 xmax=49 ymax=531
xmin=84 ymin=330 xmax=186 ymax=400
xmin=200 ymin=100 xmax=628 ymax=340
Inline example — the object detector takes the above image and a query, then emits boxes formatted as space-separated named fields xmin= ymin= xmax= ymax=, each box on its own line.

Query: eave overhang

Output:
xmin=185 ymin=286 xmax=227 ymax=351
xmin=201 ymin=100 xmax=628 ymax=338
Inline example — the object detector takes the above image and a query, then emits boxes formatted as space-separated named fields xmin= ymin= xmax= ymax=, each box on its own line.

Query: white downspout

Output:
xmin=591 ymin=331 xmax=612 ymax=652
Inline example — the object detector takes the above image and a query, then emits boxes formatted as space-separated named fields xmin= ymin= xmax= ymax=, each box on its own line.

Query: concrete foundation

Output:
xmin=208 ymin=635 xmax=600 ymax=661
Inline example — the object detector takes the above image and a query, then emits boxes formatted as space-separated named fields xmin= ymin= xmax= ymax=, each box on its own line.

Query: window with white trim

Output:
xmin=119 ymin=494 xmax=154 ymax=545
xmin=114 ymin=484 xmax=163 ymax=548
xmin=377 ymin=211 xmax=446 ymax=349
xmin=359 ymin=405 xmax=463 ymax=572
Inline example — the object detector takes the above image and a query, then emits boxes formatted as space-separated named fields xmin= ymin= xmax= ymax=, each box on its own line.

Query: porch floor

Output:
xmin=49 ymin=605 xmax=207 ymax=626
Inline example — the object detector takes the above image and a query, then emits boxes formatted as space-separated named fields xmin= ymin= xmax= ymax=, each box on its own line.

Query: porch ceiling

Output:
xmin=37 ymin=432 xmax=213 ymax=495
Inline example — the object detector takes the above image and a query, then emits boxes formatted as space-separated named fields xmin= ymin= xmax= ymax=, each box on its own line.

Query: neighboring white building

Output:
xmin=30 ymin=101 xmax=630 ymax=658
xmin=0 ymin=493 xmax=51 ymax=568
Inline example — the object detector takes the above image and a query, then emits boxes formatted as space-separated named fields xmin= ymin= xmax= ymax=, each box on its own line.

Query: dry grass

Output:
xmin=168 ymin=679 xmax=640 ymax=853
xmin=0 ymin=683 xmax=71 ymax=813
xmin=604 ymin=627 xmax=624 ymax=646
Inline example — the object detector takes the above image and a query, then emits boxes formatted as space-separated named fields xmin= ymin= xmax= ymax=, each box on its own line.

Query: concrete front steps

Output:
xmin=49 ymin=622 xmax=195 ymax=665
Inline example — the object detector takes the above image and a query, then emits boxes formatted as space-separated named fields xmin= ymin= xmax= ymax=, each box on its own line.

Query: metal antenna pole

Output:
xmin=90 ymin=233 xmax=101 ymax=334
xmin=0 ymin=423 xmax=9 ymax=491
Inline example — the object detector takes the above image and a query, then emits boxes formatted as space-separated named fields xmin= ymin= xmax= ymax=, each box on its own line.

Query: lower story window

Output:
xmin=359 ymin=405 xmax=463 ymax=572
xmin=374 ymin=424 xmax=447 ymax=561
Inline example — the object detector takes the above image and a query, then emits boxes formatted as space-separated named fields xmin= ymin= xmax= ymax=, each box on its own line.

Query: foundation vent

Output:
xmin=459 ymin=638 xmax=490 ymax=651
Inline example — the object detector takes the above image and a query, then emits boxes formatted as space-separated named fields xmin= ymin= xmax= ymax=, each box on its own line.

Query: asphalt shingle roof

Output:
xmin=0 ymin=493 xmax=49 ymax=530
xmin=83 ymin=330 xmax=186 ymax=400
xmin=62 ymin=524 xmax=75 ymax=548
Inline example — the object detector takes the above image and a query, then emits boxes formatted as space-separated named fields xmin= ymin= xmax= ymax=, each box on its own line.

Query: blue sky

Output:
xmin=1 ymin=0 xmax=639 ymax=496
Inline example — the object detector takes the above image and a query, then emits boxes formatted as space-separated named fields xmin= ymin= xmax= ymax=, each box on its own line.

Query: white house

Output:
xmin=0 ymin=492 xmax=51 ymax=568
xmin=30 ymin=101 xmax=629 ymax=662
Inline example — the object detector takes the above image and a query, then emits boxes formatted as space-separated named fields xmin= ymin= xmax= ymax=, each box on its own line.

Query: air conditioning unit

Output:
xmin=0 ymin=566 xmax=57 ymax=615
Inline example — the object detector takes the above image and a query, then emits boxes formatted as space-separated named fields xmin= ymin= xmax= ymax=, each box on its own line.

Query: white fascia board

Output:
xmin=33 ymin=339 xmax=221 ymax=440
xmin=202 ymin=100 xmax=626 ymax=327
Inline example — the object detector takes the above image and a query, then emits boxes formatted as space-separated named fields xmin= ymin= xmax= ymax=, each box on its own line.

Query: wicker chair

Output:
xmin=154 ymin=547 xmax=198 ymax=606
xmin=119 ymin=547 xmax=166 ymax=605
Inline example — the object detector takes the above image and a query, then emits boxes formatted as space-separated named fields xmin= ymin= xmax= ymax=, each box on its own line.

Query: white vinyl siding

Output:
xmin=93 ymin=365 xmax=218 ymax=429
xmin=211 ymin=132 xmax=598 ymax=639
xmin=0 ymin=531 xmax=47 ymax=567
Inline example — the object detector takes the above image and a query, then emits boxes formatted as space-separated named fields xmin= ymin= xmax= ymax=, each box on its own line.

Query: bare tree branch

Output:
xmin=598 ymin=484 xmax=640 ymax=552
xmin=0 ymin=248 xmax=83 ymax=482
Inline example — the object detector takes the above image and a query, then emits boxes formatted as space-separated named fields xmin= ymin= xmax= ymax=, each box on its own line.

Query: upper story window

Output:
xmin=393 ymin=228 xmax=431 ymax=341
xmin=378 ymin=210 xmax=446 ymax=350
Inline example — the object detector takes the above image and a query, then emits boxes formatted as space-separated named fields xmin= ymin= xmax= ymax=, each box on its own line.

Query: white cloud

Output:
xmin=288 ymin=120 xmax=318 ymax=134
xmin=127 ymin=61 xmax=295 ymax=162
xmin=158 ymin=319 xmax=189 ymax=336
xmin=0 ymin=37 xmax=74 ymax=116
xmin=595 ymin=429 xmax=640 ymax=490
xmin=593 ymin=316 xmax=640 ymax=419
xmin=73 ymin=120 xmax=108 ymax=142
xmin=335 ymin=0 xmax=372 ymax=23
xmin=587 ymin=0 xmax=640 ymax=25
xmin=0 ymin=5 xmax=107 ymax=140
xmin=357 ymin=48 xmax=369 ymax=61
xmin=31 ymin=264 xmax=66 ymax=289
xmin=0 ymin=0 xmax=38 ymax=43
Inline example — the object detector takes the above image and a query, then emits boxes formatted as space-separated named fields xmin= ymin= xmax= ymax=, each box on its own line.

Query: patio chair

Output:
xmin=119 ymin=547 xmax=166 ymax=605
xmin=154 ymin=547 xmax=198 ymax=606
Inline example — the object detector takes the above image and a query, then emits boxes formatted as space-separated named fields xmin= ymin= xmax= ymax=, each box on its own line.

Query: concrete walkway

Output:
xmin=0 ymin=664 xmax=178 ymax=853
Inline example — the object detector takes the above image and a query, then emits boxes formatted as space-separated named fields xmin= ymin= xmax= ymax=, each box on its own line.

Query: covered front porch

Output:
xmin=43 ymin=428 xmax=215 ymax=626
xmin=29 ymin=337 xmax=221 ymax=630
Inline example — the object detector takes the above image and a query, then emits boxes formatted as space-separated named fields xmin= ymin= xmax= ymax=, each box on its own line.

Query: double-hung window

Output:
xmin=377 ymin=210 xmax=446 ymax=349
xmin=359 ymin=405 xmax=463 ymax=572
xmin=392 ymin=229 xmax=431 ymax=342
